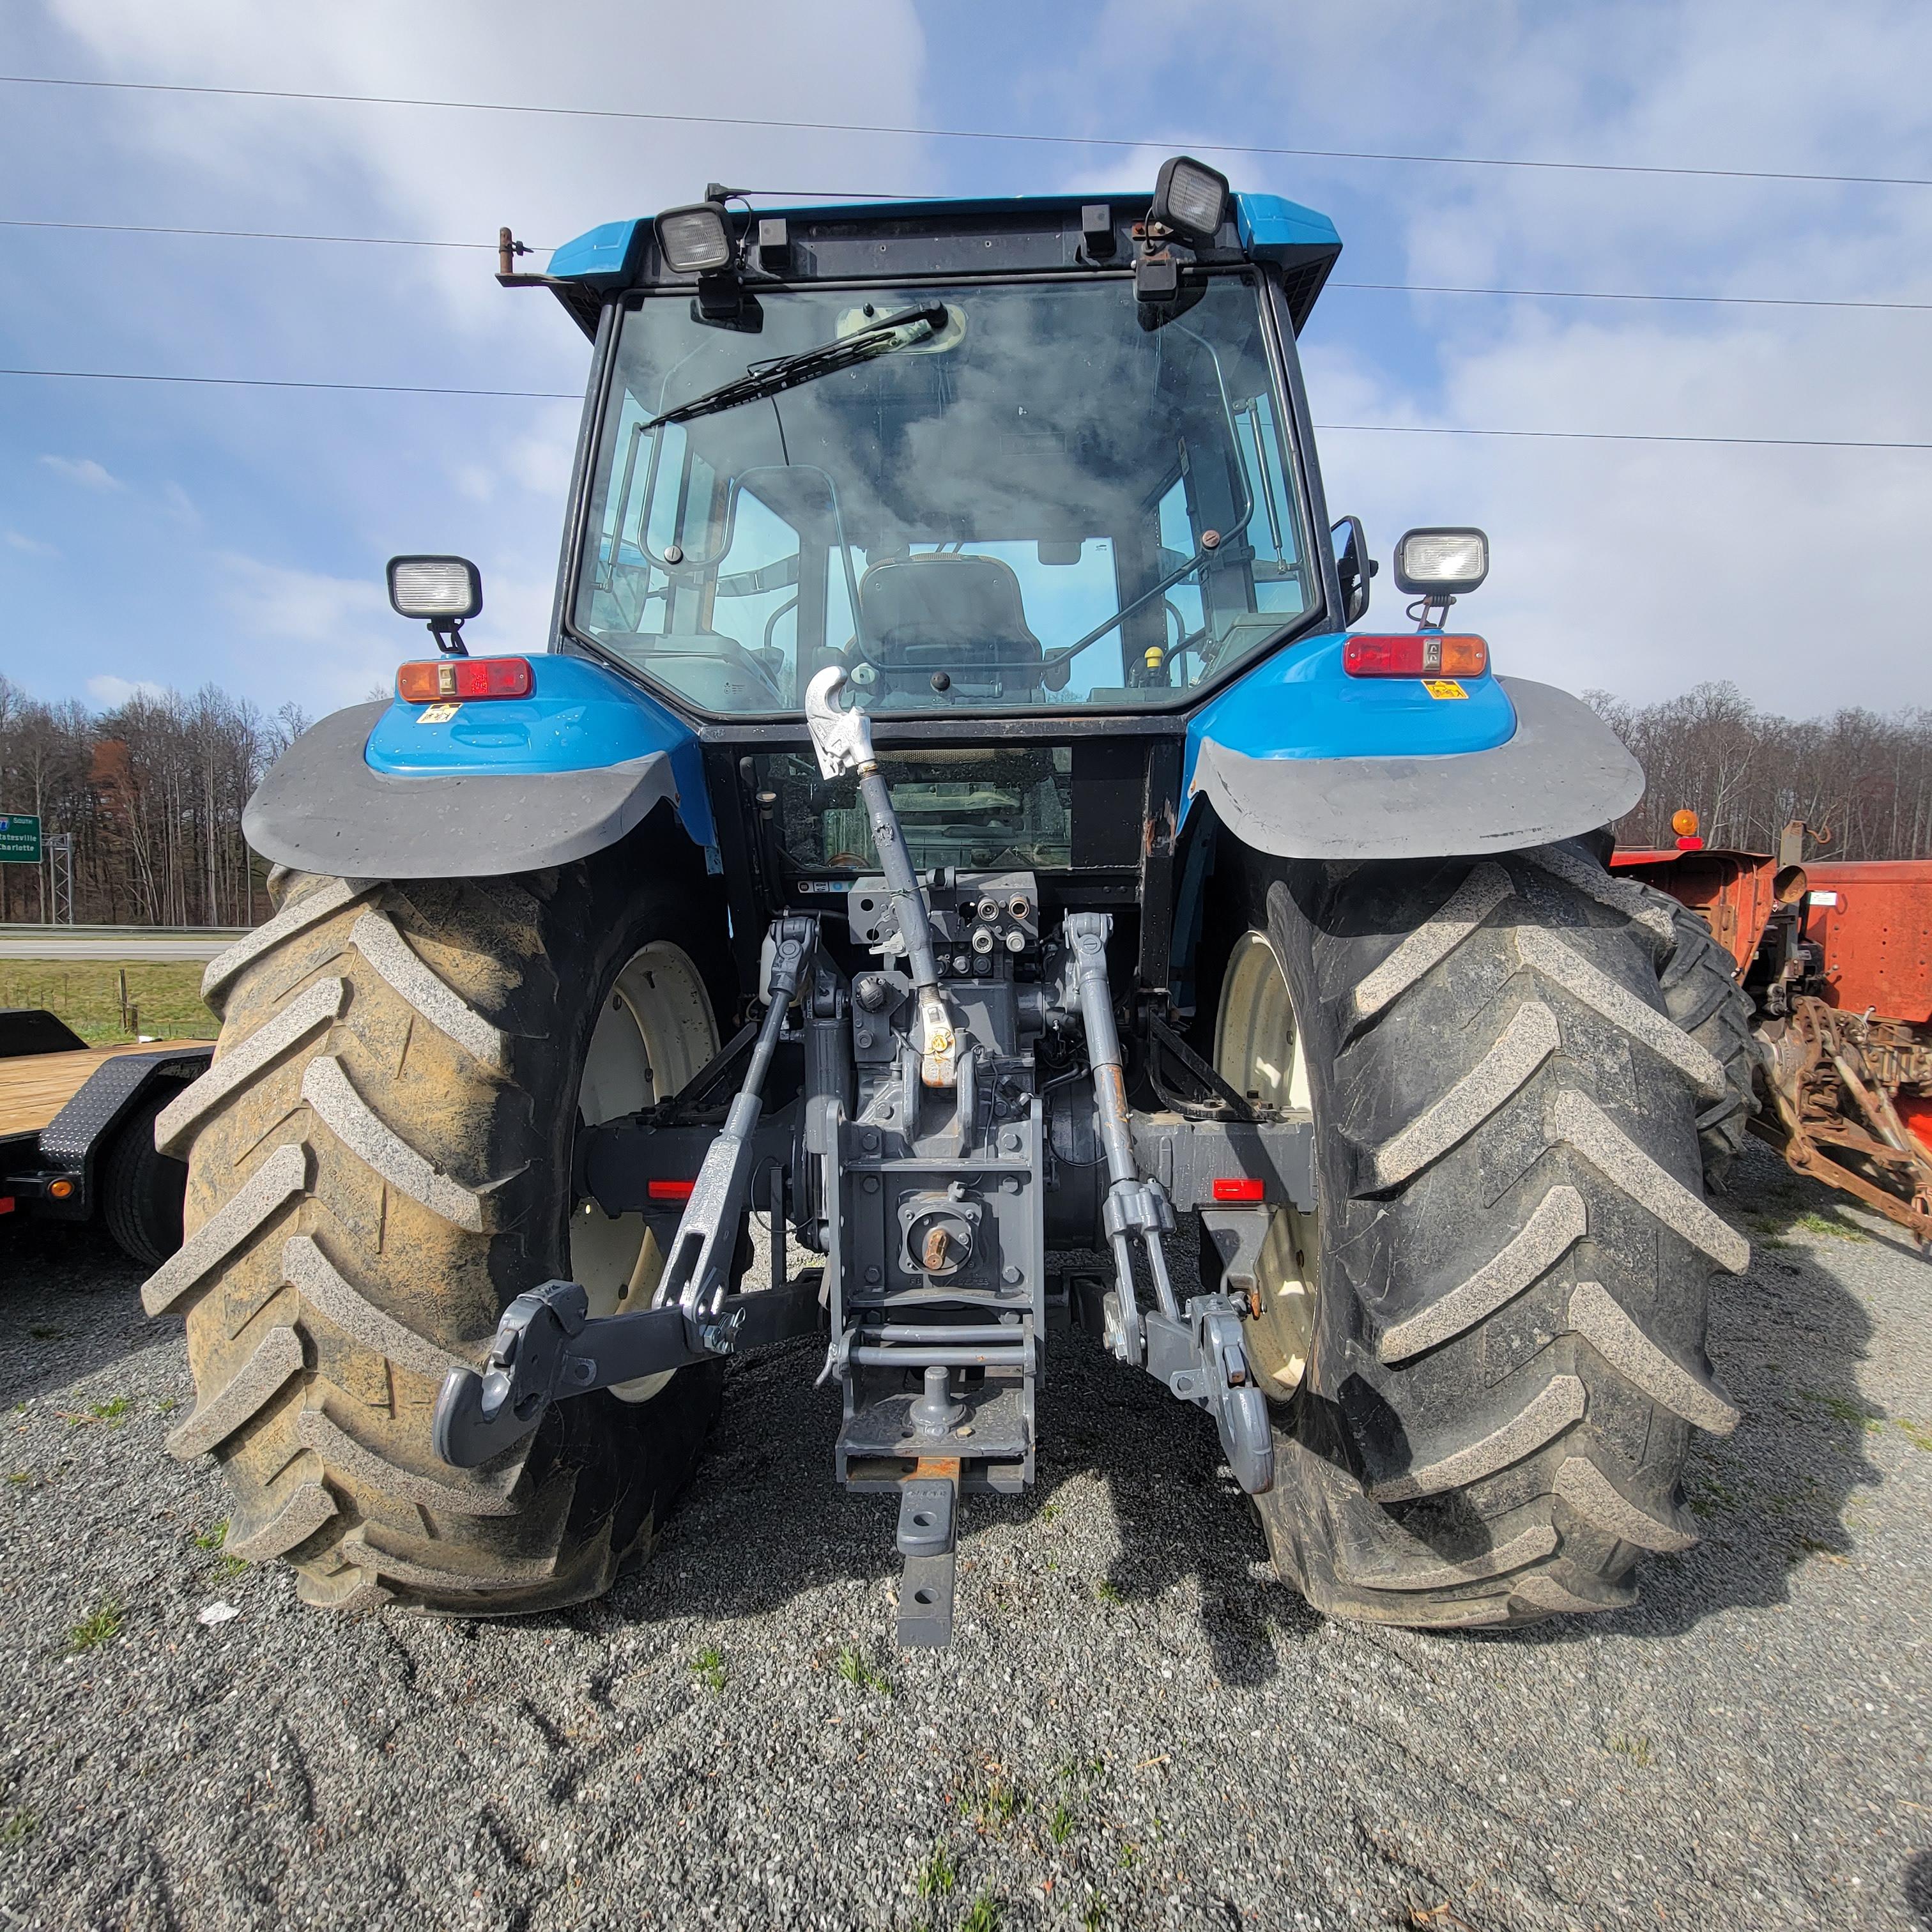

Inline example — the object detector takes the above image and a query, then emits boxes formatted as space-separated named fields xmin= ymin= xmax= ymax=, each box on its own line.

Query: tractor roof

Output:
xmin=539 ymin=190 xmax=1340 ymax=340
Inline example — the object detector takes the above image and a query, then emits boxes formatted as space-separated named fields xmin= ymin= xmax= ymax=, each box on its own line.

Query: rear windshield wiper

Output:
xmin=647 ymin=303 xmax=950 ymax=429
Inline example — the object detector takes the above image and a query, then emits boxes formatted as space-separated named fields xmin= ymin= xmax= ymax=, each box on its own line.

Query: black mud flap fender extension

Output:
xmin=242 ymin=702 xmax=687 ymax=879
xmin=1190 ymin=677 xmax=1644 ymax=861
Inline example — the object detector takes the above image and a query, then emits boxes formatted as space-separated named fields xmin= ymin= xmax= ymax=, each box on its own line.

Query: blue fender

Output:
xmin=1184 ymin=632 xmax=1642 ymax=859
xmin=243 ymin=654 xmax=718 ymax=880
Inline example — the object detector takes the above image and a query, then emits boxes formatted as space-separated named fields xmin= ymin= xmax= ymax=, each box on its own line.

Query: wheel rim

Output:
xmin=1214 ymin=930 xmax=1317 ymax=1399
xmin=573 ymin=942 xmax=717 ymax=1402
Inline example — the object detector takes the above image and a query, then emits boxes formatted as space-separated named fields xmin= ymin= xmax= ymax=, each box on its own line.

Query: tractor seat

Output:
xmin=857 ymin=553 xmax=1043 ymax=691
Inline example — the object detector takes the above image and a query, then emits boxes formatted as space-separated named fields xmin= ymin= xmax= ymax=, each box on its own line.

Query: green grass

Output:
xmin=0 ymin=960 xmax=217 ymax=1044
xmin=914 ymin=1844 xmax=955 ymax=1904
xmin=0 ymin=1811 xmax=36 ymax=1848
xmin=65 ymin=1597 xmax=123 ymax=1654
xmin=1794 ymin=1210 xmax=1869 ymax=1243
xmin=89 ymin=1397 xmax=131 ymax=1423
xmin=959 ymin=1893 xmax=1002 ymax=1932
xmin=1048 ymin=1801 xmax=1074 ymax=1844
xmin=836 ymin=1644 xmax=891 ymax=1697
xmin=1093 ymin=1578 xmax=1124 ymax=1607
xmin=193 ymin=1520 xmax=228 ymax=1551
xmin=1896 ymin=1418 xmax=1932 ymax=1452
xmin=690 ymin=1644 xmax=726 ymax=1694
xmin=977 ymin=1777 xmax=1025 ymax=1830
xmin=1802 ymin=1389 xmax=1887 ymax=1431
xmin=1609 ymin=1733 xmax=1653 ymax=1767
xmin=5 ymin=1471 xmax=30 ymax=1487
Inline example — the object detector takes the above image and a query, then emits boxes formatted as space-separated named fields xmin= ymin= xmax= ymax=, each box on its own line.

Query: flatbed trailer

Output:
xmin=0 ymin=1009 xmax=210 ymax=1264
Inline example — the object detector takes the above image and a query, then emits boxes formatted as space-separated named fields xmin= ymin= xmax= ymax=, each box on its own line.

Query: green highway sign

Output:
xmin=0 ymin=813 xmax=43 ymax=864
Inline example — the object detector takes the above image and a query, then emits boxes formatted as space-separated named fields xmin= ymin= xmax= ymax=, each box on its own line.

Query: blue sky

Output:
xmin=3 ymin=0 xmax=1928 ymax=721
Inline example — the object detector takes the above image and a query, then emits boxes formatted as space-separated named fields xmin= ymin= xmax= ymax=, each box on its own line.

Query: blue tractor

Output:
xmin=147 ymin=162 xmax=1754 ymax=1642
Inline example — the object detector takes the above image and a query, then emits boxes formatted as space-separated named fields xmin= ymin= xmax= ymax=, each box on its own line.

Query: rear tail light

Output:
xmin=1211 ymin=1177 xmax=1266 ymax=1203
xmin=1342 ymin=634 xmax=1488 ymax=678
xmin=647 ymin=1179 xmax=696 ymax=1202
xmin=396 ymin=657 xmax=533 ymax=703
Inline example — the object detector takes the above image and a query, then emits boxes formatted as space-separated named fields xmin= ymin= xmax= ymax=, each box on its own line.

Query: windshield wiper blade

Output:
xmin=648 ymin=303 xmax=949 ymax=429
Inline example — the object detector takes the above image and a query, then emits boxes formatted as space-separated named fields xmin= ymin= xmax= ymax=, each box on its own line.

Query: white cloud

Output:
xmin=40 ymin=456 xmax=125 ymax=492
xmin=215 ymin=554 xmax=399 ymax=709
xmin=88 ymin=675 xmax=172 ymax=705
xmin=4 ymin=530 xmax=59 ymax=556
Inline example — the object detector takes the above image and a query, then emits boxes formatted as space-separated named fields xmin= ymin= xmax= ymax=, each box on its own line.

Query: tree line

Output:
xmin=1587 ymin=681 xmax=1932 ymax=861
xmin=1 ymin=672 xmax=1927 ymax=929
xmin=0 ymin=675 xmax=306 ymax=928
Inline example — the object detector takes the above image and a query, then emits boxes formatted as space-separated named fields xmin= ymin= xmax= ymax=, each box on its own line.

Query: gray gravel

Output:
xmin=1 ymin=1138 xmax=1928 ymax=1931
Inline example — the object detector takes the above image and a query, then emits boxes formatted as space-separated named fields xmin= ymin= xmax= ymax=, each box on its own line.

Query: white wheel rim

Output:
xmin=1214 ymin=930 xmax=1317 ymax=1398
xmin=573 ymin=941 xmax=717 ymax=1401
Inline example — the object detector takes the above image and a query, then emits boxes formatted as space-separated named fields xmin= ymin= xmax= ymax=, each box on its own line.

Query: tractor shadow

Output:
xmin=608 ymin=1228 xmax=1313 ymax=1683
xmin=615 ymin=1136 xmax=1900 ymax=1669
xmin=0 ymin=1220 xmax=166 ymax=1407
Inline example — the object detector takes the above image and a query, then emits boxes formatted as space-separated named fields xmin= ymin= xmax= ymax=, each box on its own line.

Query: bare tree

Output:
xmin=1590 ymin=683 xmax=1932 ymax=859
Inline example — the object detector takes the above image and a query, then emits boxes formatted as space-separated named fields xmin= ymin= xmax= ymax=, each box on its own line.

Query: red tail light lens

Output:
xmin=396 ymin=657 xmax=534 ymax=703
xmin=647 ymin=1179 xmax=696 ymax=1202
xmin=1342 ymin=634 xmax=1488 ymax=678
xmin=1211 ymin=1177 xmax=1266 ymax=1203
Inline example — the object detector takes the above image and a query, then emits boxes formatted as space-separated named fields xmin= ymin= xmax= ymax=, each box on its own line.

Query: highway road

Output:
xmin=0 ymin=926 xmax=244 ymax=962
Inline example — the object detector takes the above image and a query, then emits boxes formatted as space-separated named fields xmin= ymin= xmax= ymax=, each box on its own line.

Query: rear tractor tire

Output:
xmin=1212 ymin=838 xmax=1748 ymax=1628
xmin=142 ymin=827 xmax=736 ymax=1614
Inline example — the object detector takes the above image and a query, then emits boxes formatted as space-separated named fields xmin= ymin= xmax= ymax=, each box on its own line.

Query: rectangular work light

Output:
xmin=387 ymin=555 xmax=482 ymax=622
xmin=1152 ymin=156 xmax=1230 ymax=240
xmin=656 ymin=201 xmax=734 ymax=276
xmin=1392 ymin=528 xmax=1489 ymax=597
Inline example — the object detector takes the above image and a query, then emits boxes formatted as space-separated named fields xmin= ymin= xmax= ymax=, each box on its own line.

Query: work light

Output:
xmin=1151 ymin=156 xmax=1230 ymax=240
xmin=656 ymin=201 xmax=734 ymax=276
xmin=1392 ymin=528 xmax=1489 ymax=597
xmin=387 ymin=555 xmax=482 ymax=622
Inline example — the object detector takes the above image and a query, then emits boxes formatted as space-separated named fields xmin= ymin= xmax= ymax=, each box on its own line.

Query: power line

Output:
xmin=2 ymin=72 xmax=1925 ymax=192
xmin=1319 ymin=422 xmax=1932 ymax=451
xmin=8 ymin=215 xmax=1931 ymax=316
xmin=0 ymin=366 xmax=576 ymax=399
xmin=0 ymin=217 xmax=500 ymax=249
xmin=1328 ymin=279 xmax=1932 ymax=315
xmin=4 ymin=365 xmax=1929 ymax=448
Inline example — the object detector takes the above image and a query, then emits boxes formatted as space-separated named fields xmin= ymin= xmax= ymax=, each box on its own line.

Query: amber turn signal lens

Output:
xmin=396 ymin=657 xmax=534 ymax=703
xmin=1671 ymin=808 xmax=1701 ymax=838
xmin=49 ymin=1178 xmax=75 ymax=1200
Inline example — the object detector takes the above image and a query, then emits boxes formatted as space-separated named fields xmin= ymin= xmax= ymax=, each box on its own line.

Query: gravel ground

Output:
xmin=1 ymin=1138 xmax=1927 ymax=1931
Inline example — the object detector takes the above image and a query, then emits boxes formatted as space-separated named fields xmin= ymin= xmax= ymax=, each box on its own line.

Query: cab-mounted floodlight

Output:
xmin=655 ymin=200 xmax=734 ymax=276
xmin=1151 ymin=156 xmax=1230 ymax=241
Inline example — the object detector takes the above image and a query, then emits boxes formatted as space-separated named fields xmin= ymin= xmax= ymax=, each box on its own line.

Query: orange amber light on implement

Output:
xmin=396 ymin=657 xmax=533 ymax=703
xmin=1342 ymin=634 xmax=1489 ymax=678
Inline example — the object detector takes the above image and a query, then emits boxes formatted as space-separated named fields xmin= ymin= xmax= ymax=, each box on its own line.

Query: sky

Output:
xmin=1 ymin=0 xmax=1928 ymax=722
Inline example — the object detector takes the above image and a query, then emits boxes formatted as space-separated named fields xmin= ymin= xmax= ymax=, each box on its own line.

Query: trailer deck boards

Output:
xmin=0 ymin=1041 xmax=210 ymax=1144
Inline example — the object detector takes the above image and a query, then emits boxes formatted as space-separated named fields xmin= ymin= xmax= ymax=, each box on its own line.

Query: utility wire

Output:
xmin=4 ymin=365 xmax=1929 ymax=449
xmin=7 ymin=217 xmax=1931 ymax=315
xmin=1 ymin=72 xmax=1925 ymax=192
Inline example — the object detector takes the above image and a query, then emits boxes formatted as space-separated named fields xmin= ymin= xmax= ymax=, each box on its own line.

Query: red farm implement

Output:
xmin=1614 ymin=824 xmax=1932 ymax=1242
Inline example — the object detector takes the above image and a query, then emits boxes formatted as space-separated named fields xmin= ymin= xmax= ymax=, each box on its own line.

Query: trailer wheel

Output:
xmin=1646 ymin=891 xmax=1759 ymax=1192
xmin=1214 ymin=839 xmax=1747 ymax=1627
xmin=141 ymin=819 xmax=736 ymax=1614
xmin=100 ymin=1088 xmax=188 ymax=1268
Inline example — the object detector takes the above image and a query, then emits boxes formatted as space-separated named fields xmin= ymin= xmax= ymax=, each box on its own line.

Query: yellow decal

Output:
xmin=419 ymin=702 xmax=461 ymax=723
xmin=1422 ymin=678 xmax=1468 ymax=701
